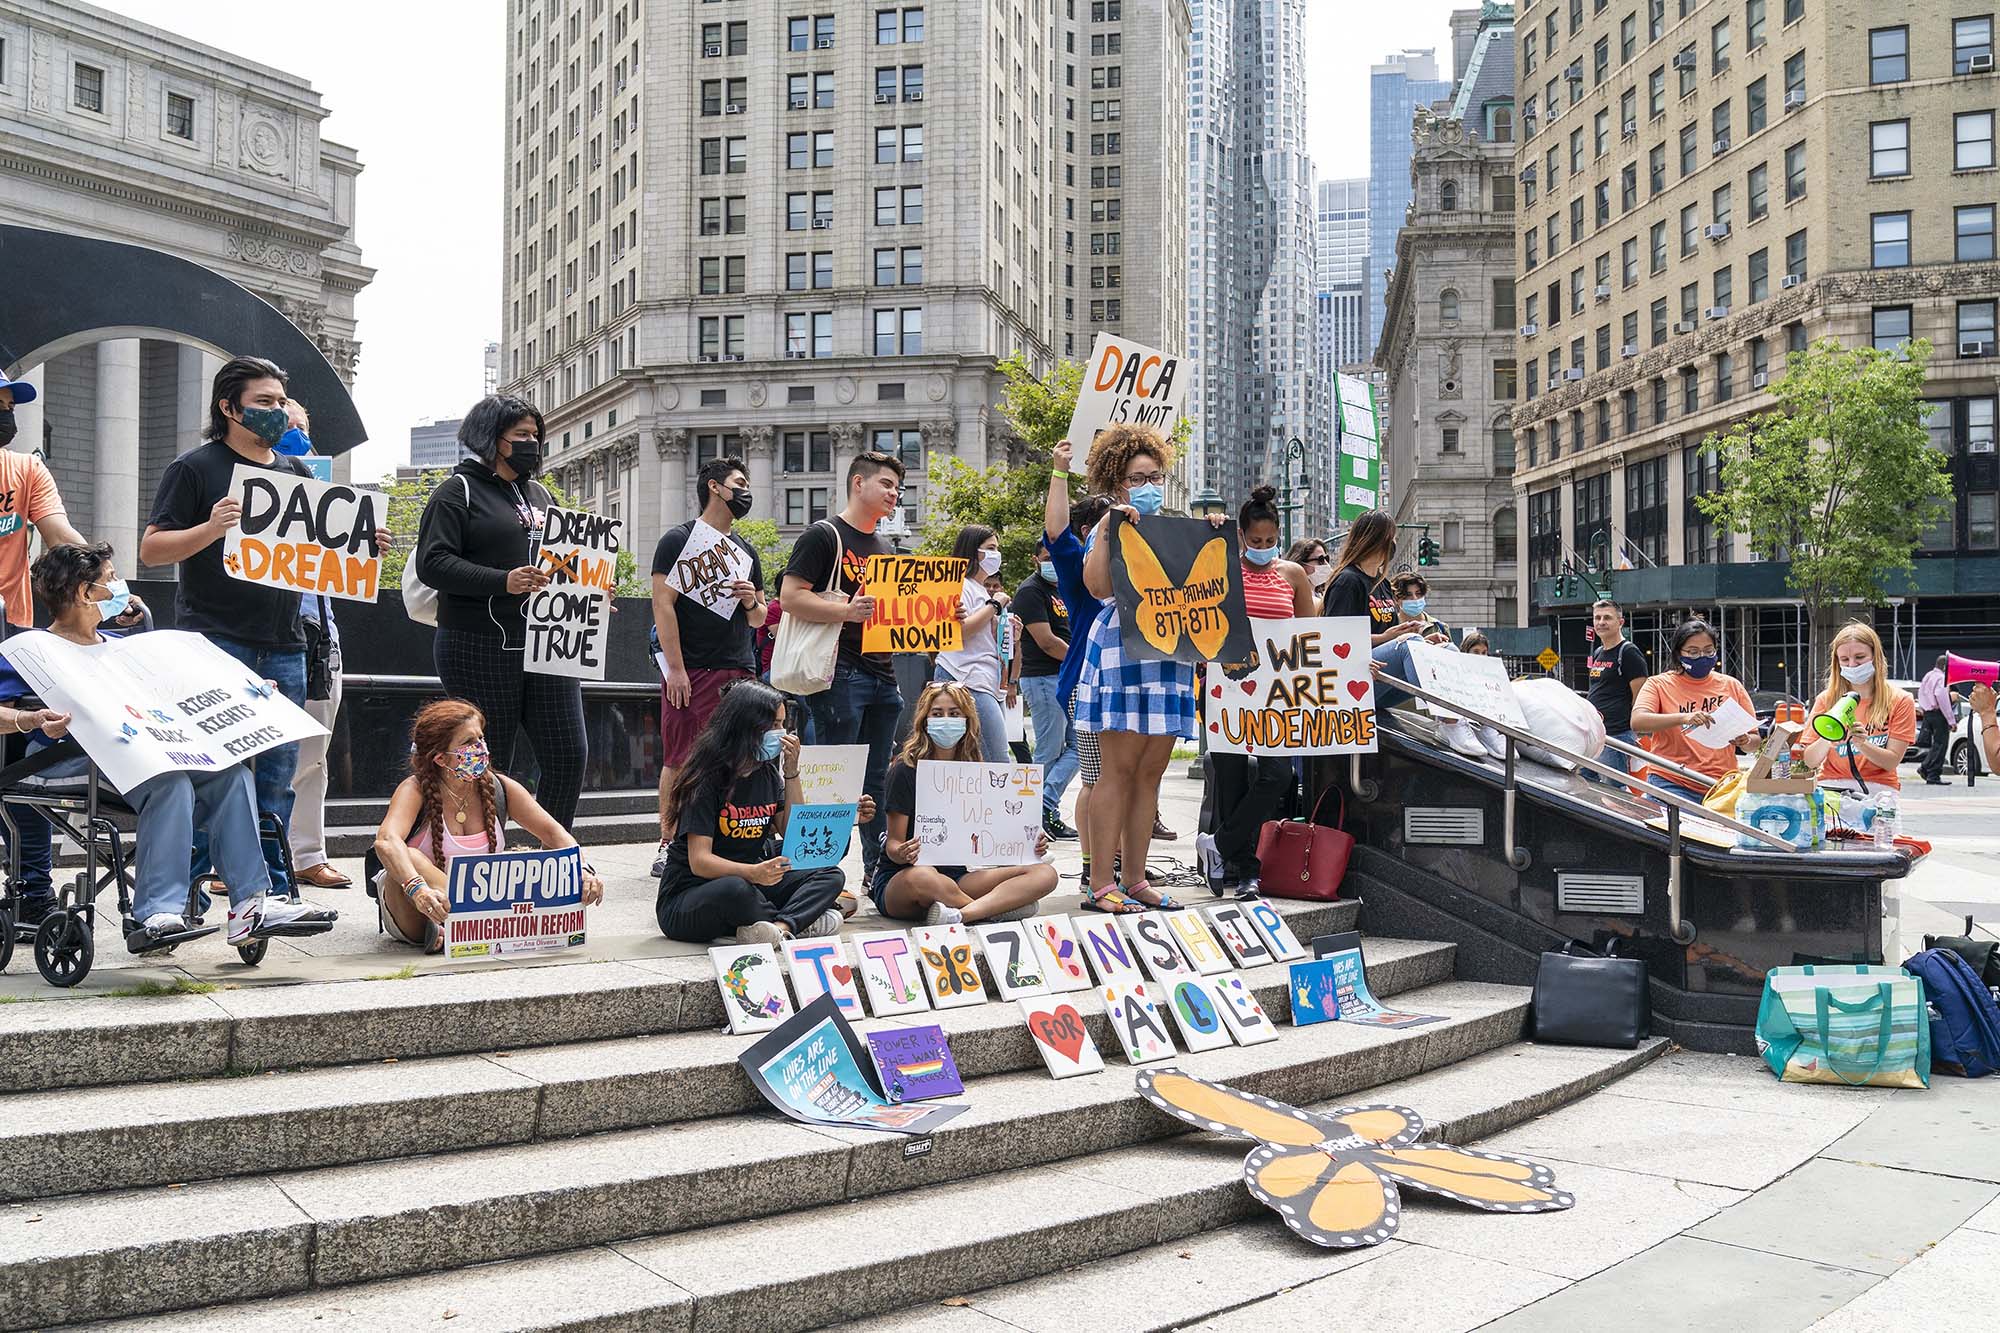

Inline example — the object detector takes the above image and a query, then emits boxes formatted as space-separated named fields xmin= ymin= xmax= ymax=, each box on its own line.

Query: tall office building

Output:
xmin=1511 ymin=0 xmax=2000 ymax=685
xmin=1315 ymin=177 xmax=1372 ymax=385
xmin=1187 ymin=0 xmax=1320 ymax=529
xmin=482 ymin=340 xmax=502 ymax=395
xmin=1369 ymin=49 xmax=1453 ymax=354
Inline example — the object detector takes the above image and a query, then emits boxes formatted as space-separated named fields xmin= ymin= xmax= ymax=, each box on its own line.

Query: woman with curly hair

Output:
xmin=1075 ymin=424 xmax=1195 ymax=914
xmin=871 ymin=681 xmax=1056 ymax=925
xmin=373 ymin=698 xmax=605 ymax=952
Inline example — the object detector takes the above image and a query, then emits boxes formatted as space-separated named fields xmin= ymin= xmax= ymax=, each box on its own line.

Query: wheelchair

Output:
xmin=0 ymin=739 xmax=322 ymax=988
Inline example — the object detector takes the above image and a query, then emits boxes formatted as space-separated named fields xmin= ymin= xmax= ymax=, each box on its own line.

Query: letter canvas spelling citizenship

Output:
xmin=223 ymin=465 xmax=382 ymax=602
xmin=526 ymin=505 xmax=624 ymax=680
xmin=443 ymin=847 xmax=588 ymax=962
xmin=1208 ymin=617 xmax=1378 ymax=755
xmin=862 ymin=554 xmax=967 ymax=654
xmin=1067 ymin=332 xmax=1191 ymax=446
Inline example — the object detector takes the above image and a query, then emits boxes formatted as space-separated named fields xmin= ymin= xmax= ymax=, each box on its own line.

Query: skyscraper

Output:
xmin=1369 ymin=49 xmax=1452 ymax=353
xmin=1187 ymin=0 xmax=1319 ymax=528
xmin=1315 ymin=177 xmax=1371 ymax=378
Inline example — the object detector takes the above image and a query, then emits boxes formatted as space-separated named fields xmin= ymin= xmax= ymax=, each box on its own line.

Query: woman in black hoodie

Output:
xmin=413 ymin=395 xmax=587 ymax=826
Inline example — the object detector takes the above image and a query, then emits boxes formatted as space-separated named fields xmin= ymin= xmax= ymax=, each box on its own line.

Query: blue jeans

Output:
xmin=1372 ymin=637 xmax=1418 ymax=709
xmin=1585 ymin=728 xmax=1637 ymax=784
xmin=933 ymin=667 xmax=1011 ymax=764
xmin=192 ymin=638 xmax=305 ymax=899
xmin=1020 ymin=675 xmax=1080 ymax=813
xmin=802 ymin=663 xmax=903 ymax=869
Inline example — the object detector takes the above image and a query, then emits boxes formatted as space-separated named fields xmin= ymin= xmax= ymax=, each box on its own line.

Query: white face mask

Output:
xmin=1309 ymin=563 xmax=1333 ymax=588
xmin=979 ymin=549 xmax=1003 ymax=576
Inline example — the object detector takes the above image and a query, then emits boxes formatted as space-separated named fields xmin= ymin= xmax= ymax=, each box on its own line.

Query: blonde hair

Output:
xmin=1084 ymin=424 xmax=1174 ymax=499
xmin=1815 ymin=621 xmax=1893 ymax=730
xmin=895 ymin=681 xmax=985 ymax=766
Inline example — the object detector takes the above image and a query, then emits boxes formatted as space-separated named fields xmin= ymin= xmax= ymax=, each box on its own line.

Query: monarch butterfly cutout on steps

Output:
xmin=1135 ymin=1068 xmax=1575 ymax=1248
xmin=1107 ymin=512 xmax=1259 ymax=669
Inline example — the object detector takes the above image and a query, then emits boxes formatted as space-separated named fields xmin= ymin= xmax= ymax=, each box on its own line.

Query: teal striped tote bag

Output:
xmin=1755 ymin=964 xmax=1931 ymax=1089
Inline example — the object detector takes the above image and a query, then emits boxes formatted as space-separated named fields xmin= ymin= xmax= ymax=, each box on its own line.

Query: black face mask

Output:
xmin=0 ymin=410 xmax=15 ymax=450
xmin=726 ymin=487 xmax=754 ymax=519
xmin=503 ymin=444 xmax=543 ymax=478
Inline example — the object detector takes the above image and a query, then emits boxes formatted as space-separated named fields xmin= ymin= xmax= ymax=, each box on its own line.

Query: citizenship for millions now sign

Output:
xmin=1335 ymin=373 xmax=1382 ymax=522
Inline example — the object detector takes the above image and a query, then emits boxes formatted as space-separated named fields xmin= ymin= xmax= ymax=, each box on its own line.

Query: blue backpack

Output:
xmin=1902 ymin=948 xmax=2000 ymax=1078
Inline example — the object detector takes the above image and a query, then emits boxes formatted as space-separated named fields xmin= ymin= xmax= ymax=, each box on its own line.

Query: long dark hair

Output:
xmin=457 ymin=394 xmax=545 ymax=466
xmin=1328 ymin=509 xmax=1396 ymax=586
xmin=950 ymin=524 xmax=996 ymax=567
xmin=666 ymin=679 xmax=786 ymax=828
xmin=205 ymin=356 xmax=288 ymax=443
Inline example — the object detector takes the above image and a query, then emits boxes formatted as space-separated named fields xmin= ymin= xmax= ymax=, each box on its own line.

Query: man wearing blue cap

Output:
xmin=0 ymin=372 xmax=94 ymax=629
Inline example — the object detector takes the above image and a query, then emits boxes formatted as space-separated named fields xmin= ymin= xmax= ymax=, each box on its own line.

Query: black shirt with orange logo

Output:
xmin=1587 ymin=639 xmax=1650 ymax=733
xmin=660 ymin=762 xmax=784 ymax=888
xmin=784 ymin=516 xmax=895 ymax=680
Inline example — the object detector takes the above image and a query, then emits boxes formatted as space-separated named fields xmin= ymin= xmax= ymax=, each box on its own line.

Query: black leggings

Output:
xmin=655 ymin=866 xmax=847 ymax=942
xmin=1205 ymin=752 xmax=1293 ymax=881
xmin=434 ymin=626 xmax=587 ymax=827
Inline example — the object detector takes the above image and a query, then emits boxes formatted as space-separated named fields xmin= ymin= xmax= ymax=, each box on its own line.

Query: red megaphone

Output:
xmin=1947 ymin=652 xmax=2000 ymax=688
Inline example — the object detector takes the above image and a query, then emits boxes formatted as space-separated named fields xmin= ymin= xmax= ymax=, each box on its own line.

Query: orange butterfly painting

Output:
xmin=1136 ymin=1068 xmax=1574 ymax=1248
xmin=1110 ymin=514 xmax=1258 ymax=668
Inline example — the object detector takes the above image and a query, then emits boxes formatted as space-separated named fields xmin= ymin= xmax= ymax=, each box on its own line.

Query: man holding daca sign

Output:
xmin=222 ymin=466 xmax=383 ymax=603
xmin=526 ymin=505 xmax=622 ymax=680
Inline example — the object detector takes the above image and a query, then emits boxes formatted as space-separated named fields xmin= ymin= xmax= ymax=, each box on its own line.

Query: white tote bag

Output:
xmin=769 ymin=520 xmax=847 ymax=697
xmin=401 ymin=475 xmax=471 ymax=628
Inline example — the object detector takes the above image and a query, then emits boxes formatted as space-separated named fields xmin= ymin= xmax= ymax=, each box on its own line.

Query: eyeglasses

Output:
xmin=1124 ymin=471 xmax=1167 ymax=487
xmin=1302 ymin=554 xmax=1330 ymax=566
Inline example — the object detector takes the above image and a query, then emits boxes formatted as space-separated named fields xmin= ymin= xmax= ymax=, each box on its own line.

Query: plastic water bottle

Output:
xmin=1873 ymin=790 xmax=1899 ymax=849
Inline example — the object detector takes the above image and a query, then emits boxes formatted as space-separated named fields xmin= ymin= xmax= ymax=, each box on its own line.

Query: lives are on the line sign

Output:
xmin=222 ymin=465 xmax=382 ymax=602
xmin=526 ymin=505 xmax=622 ymax=681
xmin=444 ymin=846 xmax=588 ymax=962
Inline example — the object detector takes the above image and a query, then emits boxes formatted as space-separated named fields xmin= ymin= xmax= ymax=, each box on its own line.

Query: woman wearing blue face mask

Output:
xmin=1195 ymin=486 xmax=1315 ymax=898
xmin=872 ymin=681 xmax=1058 ymax=925
xmin=1801 ymin=622 xmax=1914 ymax=795
xmin=1630 ymin=617 xmax=1761 ymax=797
xmin=374 ymin=698 xmax=604 ymax=953
xmin=1076 ymin=424 xmax=1197 ymax=914
xmin=653 ymin=680 xmax=861 ymax=945
xmin=933 ymin=525 xmax=1013 ymax=763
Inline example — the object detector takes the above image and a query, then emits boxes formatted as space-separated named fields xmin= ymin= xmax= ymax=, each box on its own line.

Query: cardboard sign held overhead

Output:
xmin=527 ymin=505 xmax=623 ymax=681
xmin=1108 ymin=512 xmax=1259 ymax=668
xmin=1210 ymin=616 xmax=1379 ymax=755
xmin=1068 ymin=332 xmax=1190 ymax=447
xmin=862 ymin=555 xmax=967 ymax=654
xmin=223 ymin=465 xmax=382 ymax=603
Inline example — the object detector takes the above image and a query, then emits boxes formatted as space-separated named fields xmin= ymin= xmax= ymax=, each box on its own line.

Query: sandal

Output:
xmin=1123 ymin=880 xmax=1188 ymax=912
xmin=1079 ymin=886 xmax=1148 ymax=915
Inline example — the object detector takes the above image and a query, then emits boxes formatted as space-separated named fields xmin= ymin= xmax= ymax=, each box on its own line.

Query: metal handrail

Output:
xmin=1600 ymin=731 xmax=1715 ymax=787
xmin=1357 ymin=671 xmax=1799 ymax=947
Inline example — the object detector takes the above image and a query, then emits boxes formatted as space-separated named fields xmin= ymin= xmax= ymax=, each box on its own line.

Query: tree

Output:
xmin=731 ymin=517 xmax=793 ymax=586
xmin=374 ymin=469 xmax=644 ymax=597
xmin=1696 ymin=337 xmax=1952 ymax=670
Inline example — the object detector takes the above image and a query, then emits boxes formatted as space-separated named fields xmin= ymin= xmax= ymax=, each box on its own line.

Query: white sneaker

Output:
xmin=734 ymin=920 xmax=786 ymax=947
xmin=988 ymin=901 xmax=1042 ymax=922
xmin=226 ymin=895 xmax=336 ymax=945
xmin=798 ymin=908 xmax=844 ymax=938
xmin=650 ymin=838 xmax=673 ymax=879
xmin=1193 ymin=832 xmax=1224 ymax=883
xmin=924 ymin=901 xmax=964 ymax=927
xmin=143 ymin=912 xmax=187 ymax=932
xmin=1475 ymin=725 xmax=1510 ymax=760
xmin=1440 ymin=718 xmax=1490 ymax=758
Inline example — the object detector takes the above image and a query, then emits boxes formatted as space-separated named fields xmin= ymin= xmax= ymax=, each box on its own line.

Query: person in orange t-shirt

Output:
xmin=1630 ymin=618 xmax=1761 ymax=797
xmin=1801 ymin=622 xmax=1915 ymax=793
xmin=0 ymin=373 xmax=93 ymax=628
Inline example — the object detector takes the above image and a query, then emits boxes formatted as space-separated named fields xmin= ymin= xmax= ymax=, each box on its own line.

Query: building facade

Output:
xmin=1369 ymin=49 xmax=1454 ymax=354
xmin=1511 ymin=0 xmax=2000 ymax=685
xmin=1377 ymin=9 xmax=1521 ymax=634
xmin=409 ymin=417 xmax=464 ymax=469
xmin=501 ymin=0 xmax=1188 ymax=545
xmin=1316 ymin=176 xmax=1372 ymax=458
xmin=1186 ymin=0 xmax=1320 ymax=529
xmin=0 ymin=0 xmax=369 ymax=572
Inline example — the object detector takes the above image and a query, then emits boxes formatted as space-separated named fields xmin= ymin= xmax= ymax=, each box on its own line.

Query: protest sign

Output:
xmin=862 ymin=554 xmax=966 ymax=654
xmin=865 ymin=1024 xmax=964 ymax=1101
xmin=443 ymin=847 xmax=588 ymax=962
xmin=781 ymin=804 xmax=856 ymax=870
xmin=1335 ymin=373 xmax=1382 ymax=522
xmin=709 ymin=942 xmax=795 ymax=1034
xmin=1019 ymin=996 xmax=1106 ymax=1078
xmin=1288 ymin=958 xmax=1341 ymax=1025
xmin=1310 ymin=931 xmax=1445 ymax=1029
xmin=1407 ymin=640 xmax=1529 ymax=729
xmin=222 ymin=465 xmax=381 ymax=603
xmin=852 ymin=929 xmax=931 ymax=1016
xmin=1067 ymin=332 xmax=1191 ymax=446
xmin=526 ymin=505 xmax=622 ymax=680
xmin=301 ymin=456 xmax=334 ymax=482
xmin=0 ymin=629 xmax=326 ymax=795
xmin=1209 ymin=616 xmax=1378 ymax=755
xmin=739 ymin=995 xmax=967 ymax=1135
xmin=668 ymin=519 xmax=753 ymax=621
xmin=795 ymin=745 xmax=869 ymax=804
xmin=783 ymin=937 xmax=863 ymax=1015
xmin=1107 ymin=512 xmax=1257 ymax=668
xmin=1162 ymin=976 xmax=1234 ymax=1053
xmin=913 ymin=760 xmax=1043 ymax=867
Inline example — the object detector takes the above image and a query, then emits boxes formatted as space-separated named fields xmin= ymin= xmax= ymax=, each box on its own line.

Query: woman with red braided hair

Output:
xmin=372 ymin=699 xmax=605 ymax=952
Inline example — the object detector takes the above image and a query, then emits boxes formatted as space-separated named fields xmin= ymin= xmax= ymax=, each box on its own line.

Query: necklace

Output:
xmin=443 ymin=784 xmax=472 ymax=826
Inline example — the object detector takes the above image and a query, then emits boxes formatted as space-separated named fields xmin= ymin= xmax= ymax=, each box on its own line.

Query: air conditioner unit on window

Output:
xmin=1960 ymin=339 xmax=1996 ymax=357
xmin=1564 ymin=366 xmax=1585 ymax=380
xmin=1674 ymin=319 xmax=1698 ymax=333
xmin=785 ymin=349 xmax=809 ymax=359
xmin=790 ymin=94 xmax=808 ymax=108
xmin=905 ymin=90 xmax=924 ymax=101
xmin=1972 ymin=53 xmax=1996 ymax=72
xmin=1704 ymin=222 xmax=1730 ymax=239
xmin=875 ymin=92 xmax=895 ymax=103
xmin=1595 ymin=283 xmax=1612 ymax=299
xmin=811 ymin=217 xmax=832 ymax=229
xmin=1780 ymin=273 xmax=1803 ymax=288
xmin=1621 ymin=343 xmax=1640 ymax=357
xmin=1705 ymin=305 xmax=1730 ymax=320
xmin=1519 ymin=322 xmax=1540 ymax=336
xmin=724 ymin=353 xmax=745 ymax=361
xmin=1752 ymin=371 xmax=1770 ymax=387
xmin=724 ymin=103 xmax=743 ymax=114
xmin=1622 ymin=119 xmax=1637 ymax=137
xmin=1713 ymin=136 xmax=1731 ymax=154
xmin=1520 ymin=164 xmax=1537 ymax=183
xmin=703 ymin=44 xmax=721 ymax=56
xmin=1785 ymin=87 xmax=1807 ymax=109
xmin=816 ymin=37 xmax=835 ymax=48
xmin=1565 ymin=61 xmax=1584 ymax=80
xmin=1672 ymin=51 xmax=1697 ymax=70
xmin=698 ymin=352 xmax=720 ymax=362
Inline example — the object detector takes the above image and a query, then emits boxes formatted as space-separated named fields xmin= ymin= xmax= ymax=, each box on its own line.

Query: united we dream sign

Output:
xmin=914 ymin=760 xmax=1044 ymax=867
xmin=527 ymin=505 xmax=623 ymax=680
xmin=1067 ymin=333 xmax=1190 ymax=447
xmin=444 ymin=846 xmax=588 ymax=961
xmin=223 ymin=465 xmax=382 ymax=602
xmin=1 ymin=629 xmax=326 ymax=793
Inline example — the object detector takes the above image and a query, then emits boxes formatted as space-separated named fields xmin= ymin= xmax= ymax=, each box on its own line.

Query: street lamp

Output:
xmin=1277 ymin=436 xmax=1309 ymax=545
xmin=1190 ymin=484 xmax=1228 ymax=520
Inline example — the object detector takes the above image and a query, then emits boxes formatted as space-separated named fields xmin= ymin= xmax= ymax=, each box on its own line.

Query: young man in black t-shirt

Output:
xmin=1013 ymin=539 xmax=1079 ymax=837
xmin=779 ymin=449 xmax=906 ymax=870
xmin=1584 ymin=598 xmax=1650 ymax=780
xmin=649 ymin=456 xmax=766 ymax=874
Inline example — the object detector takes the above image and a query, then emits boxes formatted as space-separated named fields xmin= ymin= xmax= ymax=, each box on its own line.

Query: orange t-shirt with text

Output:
xmin=1811 ymin=689 xmax=1916 ymax=790
xmin=1633 ymin=670 xmax=1757 ymax=791
xmin=0 ymin=452 xmax=67 ymax=628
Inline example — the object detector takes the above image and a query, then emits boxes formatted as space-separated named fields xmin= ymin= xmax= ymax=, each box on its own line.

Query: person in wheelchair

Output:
xmin=0 ymin=543 xmax=338 ymax=954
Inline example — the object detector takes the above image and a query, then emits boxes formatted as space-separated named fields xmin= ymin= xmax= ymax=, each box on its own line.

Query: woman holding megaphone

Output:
xmin=1801 ymin=623 xmax=1915 ymax=795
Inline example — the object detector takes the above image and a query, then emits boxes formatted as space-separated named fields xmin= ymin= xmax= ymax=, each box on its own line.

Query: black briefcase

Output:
xmin=1530 ymin=940 xmax=1650 ymax=1049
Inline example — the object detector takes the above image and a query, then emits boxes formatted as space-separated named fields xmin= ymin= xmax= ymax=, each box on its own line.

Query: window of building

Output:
xmin=1650 ymin=219 xmax=1667 ymax=272
xmin=1958 ymin=112 xmax=1996 ymax=170
xmin=1440 ymin=288 xmax=1461 ymax=321
xmin=873 ymin=306 xmax=922 ymax=354
xmin=1785 ymin=49 xmax=1806 ymax=98
xmin=1784 ymin=0 xmax=1803 ymax=22
xmin=1872 ymin=212 xmax=1911 ymax=267
xmin=1680 ymin=203 xmax=1700 ymax=257
xmin=1960 ymin=300 xmax=1998 ymax=352
xmin=1682 ymin=364 xmax=1701 ymax=413
xmin=1649 ymin=142 xmax=1666 ymax=195
xmin=1746 ymin=77 xmax=1767 ymax=135
xmin=1785 ymin=140 xmax=1807 ymax=200
xmin=1653 ymin=376 xmax=1669 ymax=424
xmin=1528 ymin=489 xmax=1560 ymax=578
xmin=1749 ymin=247 xmax=1770 ymax=302
xmin=73 ymin=62 xmax=104 ymax=112
xmin=1872 ymin=305 xmax=1913 ymax=350
xmin=1786 ymin=227 xmax=1808 ymax=278
xmin=1748 ymin=161 xmax=1770 ymax=220
xmin=1870 ymin=26 xmax=1909 ymax=83
xmin=1712 ymin=17 xmax=1732 ymax=70
xmin=1680 ymin=122 xmax=1698 ymax=176
xmin=1651 ymin=296 xmax=1668 ymax=345
xmin=1871 ymin=120 xmax=1910 ymax=177
xmin=1627 ymin=454 xmax=1668 ymax=564
xmin=1956 ymin=17 xmax=1994 ymax=74
xmin=165 ymin=91 xmax=195 ymax=140
xmin=1959 ymin=204 xmax=1997 ymax=261
xmin=1685 ymin=443 xmax=1730 ymax=562
xmin=1714 ymin=264 xmax=1734 ymax=310
xmin=1493 ymin=278 xmax=1516 ymax=327
xmin=1441 ymin=180 xmax=1458 ymax=211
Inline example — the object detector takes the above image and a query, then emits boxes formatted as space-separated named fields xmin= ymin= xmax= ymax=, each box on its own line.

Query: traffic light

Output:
xmin=1416 ymin=534 xmax=1440 ymax=567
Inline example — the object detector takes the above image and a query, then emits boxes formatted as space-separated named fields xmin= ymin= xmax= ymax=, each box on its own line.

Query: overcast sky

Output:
xmin=97 ymin=1 xmax=1460 ymax=482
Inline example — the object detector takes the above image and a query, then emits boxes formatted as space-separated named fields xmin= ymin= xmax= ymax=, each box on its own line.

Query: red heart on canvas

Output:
xmin=1240 ymin=680 xmax=1258 ymax=694
xmin=1331 ymin=643 xmax=1351 ymax=659
xmin=1030 ymin=1005 xmax=1089 ymax=1062
xmin=1210 ymin=722 xmax=1220 ymax=733
xmin=1211 ymin=684 xmax=1223 ymax=698
xmin=1347 ymin=680 xmax=1370 ymax=701
xmin=830 ymin=964 xmax=853 ymax=986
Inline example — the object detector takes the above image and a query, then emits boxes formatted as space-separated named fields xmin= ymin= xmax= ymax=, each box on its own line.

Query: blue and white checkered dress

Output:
xmin=1073 ymin=607 xmax=1197 ymax=738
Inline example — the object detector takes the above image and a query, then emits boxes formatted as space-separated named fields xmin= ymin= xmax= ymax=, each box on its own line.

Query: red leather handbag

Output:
xmin=1254 ymin=788 xmax=1352 ymax=901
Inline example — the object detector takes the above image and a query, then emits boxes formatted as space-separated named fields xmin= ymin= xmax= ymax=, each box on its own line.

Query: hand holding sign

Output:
xmin=222 ymin=466 xmax=383 ymax=603
xmin=526 ymin=506 xmax=622 ymax=680
xmin=862 ymin=555 xmax=967 ymax=654
xmin=669 ymin=520 xmax=754 ymax=621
